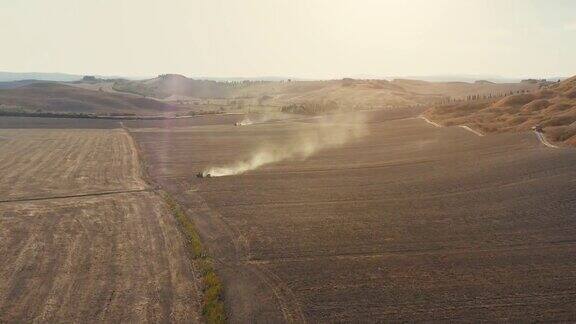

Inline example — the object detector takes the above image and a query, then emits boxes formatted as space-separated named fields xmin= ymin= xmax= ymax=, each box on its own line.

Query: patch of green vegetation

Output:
xmin=112 ymin=80 xmax=167 ymax=99
xmin=0 ymin=106 xmax=97 ymax=118
xmin=186 ymin=110 xmax=222 ymax=117
xmin=163 ymin=193 xmax=226 ymax=324
xmin=281 ymin=100 xmax=340 ymax=115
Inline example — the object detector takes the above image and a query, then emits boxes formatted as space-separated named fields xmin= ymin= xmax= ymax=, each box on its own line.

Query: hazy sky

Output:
xmin=1 ymin=0 xmax=575 ymax=79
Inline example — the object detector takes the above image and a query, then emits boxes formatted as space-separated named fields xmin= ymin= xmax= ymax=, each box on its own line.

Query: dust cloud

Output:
xmin=234 ymin=112 xmax=292 ymax=127
xmin=204 ymin=112 xmax=367 ymax=177
xmin=235 ymin=117 xmax=253 ymax=126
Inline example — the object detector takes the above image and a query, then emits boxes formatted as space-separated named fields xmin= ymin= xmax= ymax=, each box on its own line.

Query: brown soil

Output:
xmin=130 ymin=111 xmax=576 ymax=322
xmin=0 ymin=124 xmax=202 ymax=323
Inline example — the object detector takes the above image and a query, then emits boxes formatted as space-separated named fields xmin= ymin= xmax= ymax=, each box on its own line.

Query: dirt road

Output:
xmin=534 ymin=130 xmax=559 ymax=148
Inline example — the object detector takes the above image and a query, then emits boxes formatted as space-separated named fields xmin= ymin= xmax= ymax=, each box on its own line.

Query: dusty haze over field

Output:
xmin=1 ymin=0 xmax=575 ymax=79
xmin=204 ymin=113 xmax=368 ymax=176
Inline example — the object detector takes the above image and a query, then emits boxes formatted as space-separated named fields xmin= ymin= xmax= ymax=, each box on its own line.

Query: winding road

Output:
xmin=458 ymin=125 xmax=484 ymax=137
xmin=420 ymin=115 xmax=562 ymax=148
xmin=534 ymin=130 xmax=559 ymax=148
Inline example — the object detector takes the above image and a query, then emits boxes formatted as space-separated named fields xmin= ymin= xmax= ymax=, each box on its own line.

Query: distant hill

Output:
xmin=348 ymin=74 xmax=567 ymax=83
xmin=0 ymin=80 xmax=45 ymax=89
xmin=113 ymin=74 xmax=235 ymax=99
xmin=0 ymin=72 xmax=83 ymax=82
xmin=425 ymin=76 xmax=576 ymax=146
xmin=0 ymin=82 xmax=177 ymax=116
xmin=1 ymin=74 xmax=544 ymax=118
xmin=0 ymin=71 xmax=146 ymax=82
xmin=193 ymin=76 xmax=306 ymax=82
xmin=106 ymin=75 xmax=539 ymax=111
xmin=111 ymin=75 xmax=442 ymax=108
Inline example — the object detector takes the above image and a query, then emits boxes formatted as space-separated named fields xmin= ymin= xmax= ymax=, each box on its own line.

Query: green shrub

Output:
xmin=163 ymin=193 xmax=226 ymax=324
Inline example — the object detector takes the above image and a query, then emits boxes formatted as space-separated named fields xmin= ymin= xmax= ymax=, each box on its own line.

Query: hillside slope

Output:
xmin=113 ymin=74 xmax=234 ymax=99
xmin=107 ymin=75 xmax=538 ymax=111
xmin=0 ymin=82 xmax=176 ymax=116
xmin=425 ymin=76 xmax=576 ymax=146
xmin=0 ymin=80 xmax=46 ymax=89
xmin=0 ymin=71 xmax=82 ymax=82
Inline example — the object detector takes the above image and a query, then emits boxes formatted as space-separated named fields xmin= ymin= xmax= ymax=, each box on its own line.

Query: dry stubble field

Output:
xmin=0 ymin=118 xmax=201 ymax=323
xmin=0 ymin=128 xmax=145 ymax=200
xmin=130 ymin=110 xmax=576 ymax=322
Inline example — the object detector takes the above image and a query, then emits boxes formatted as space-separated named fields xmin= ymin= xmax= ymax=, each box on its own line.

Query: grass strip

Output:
xmin=164 ymin=193 xmax=226 ymax=324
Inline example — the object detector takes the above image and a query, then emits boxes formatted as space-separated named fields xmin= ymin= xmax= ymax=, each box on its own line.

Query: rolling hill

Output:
xmin=107 ymin=74 xmax=539 ymax=112
xmin=425 ymin=76 xmax=576 ymax=146
xmin=0 ymin=75 xmax=547 ymax=118
xmin=0 ymin=71 xmax=83 ymax=82
xmin=0 ymin=82 xmax=177 ymax=116
xmin=112 ymin=74 xmax=234 ymax=99
xmin=0 ymin=80 xmax=45 ymax=89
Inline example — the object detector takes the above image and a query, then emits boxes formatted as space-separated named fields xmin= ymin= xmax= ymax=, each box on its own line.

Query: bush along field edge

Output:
xmin=123 ymin=125 xmax=226 ymax=324
xmin=163 ymin=192 xmax=226 ymax=324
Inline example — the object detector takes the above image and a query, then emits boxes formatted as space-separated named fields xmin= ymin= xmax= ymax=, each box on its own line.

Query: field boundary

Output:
xmin=124 ymin=122 xmax=305 ymax=323
xmin=0 ymin=188 xmax=151 ymax=204
xmin=163 ymin=193 xmax=226 ymax=324
xmin=123 ymin=124 xmax=226 ymax=324
xmin=184 ymin=185 xmax=309 ymax=323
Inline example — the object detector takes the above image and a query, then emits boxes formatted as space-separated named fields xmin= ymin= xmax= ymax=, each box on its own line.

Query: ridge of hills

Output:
xmin=425 ymin=76 xmax=576 ymax=146
xmin=0 ymin=82 xmax=176 ymax=116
